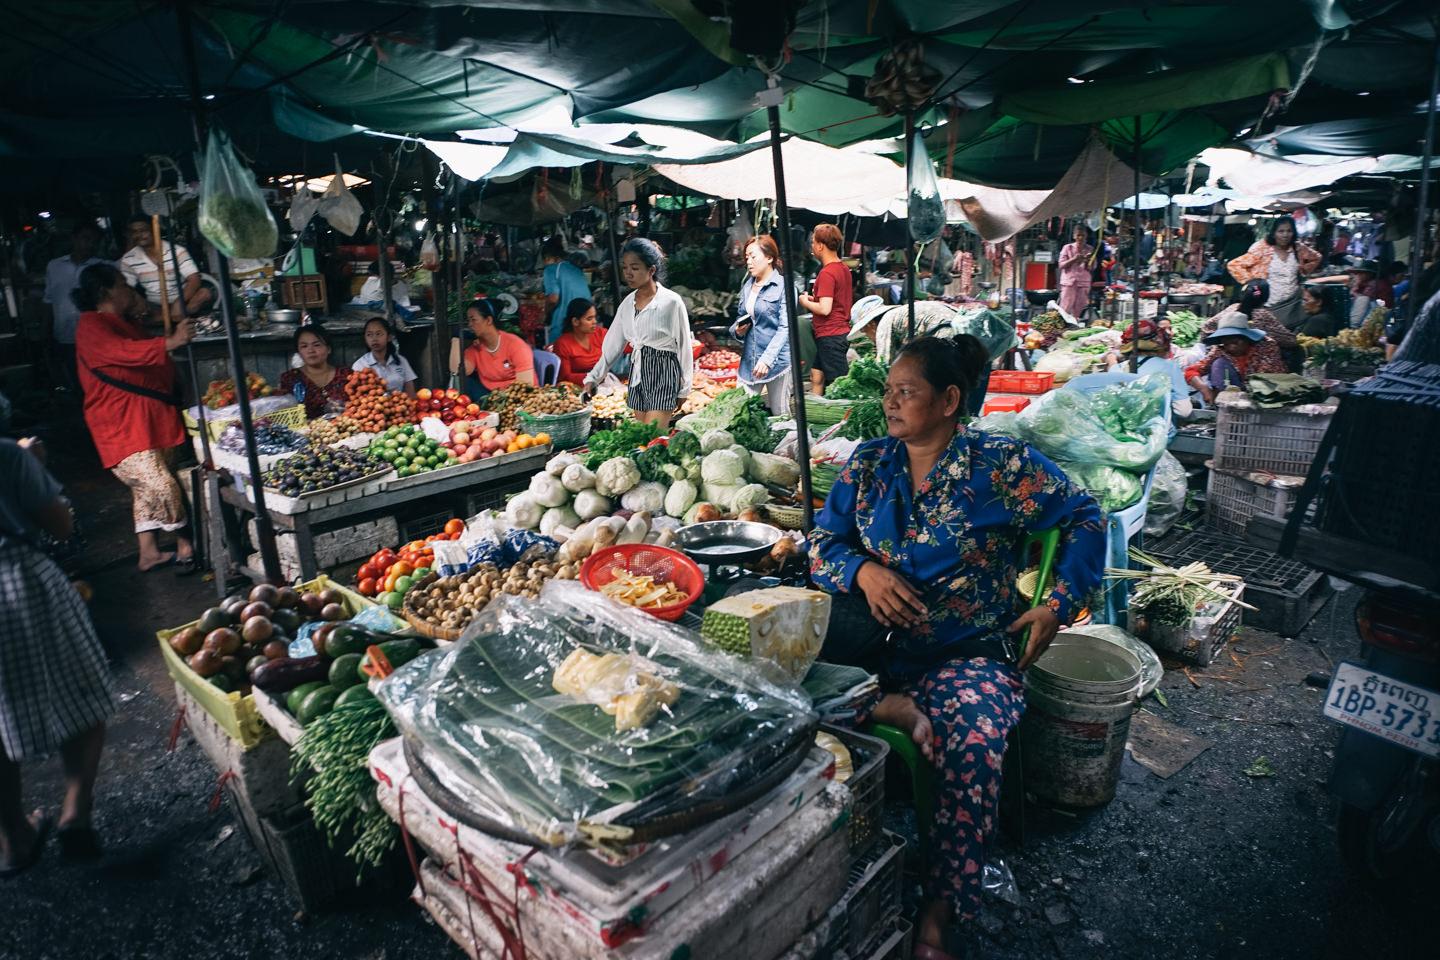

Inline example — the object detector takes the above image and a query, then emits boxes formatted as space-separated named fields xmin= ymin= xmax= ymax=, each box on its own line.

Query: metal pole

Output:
xmin=905 ymin=111 xmax=917 ymax=340
xmin=453 ymin=175 xmax=465 ymax=333
xmin=605 ymin=165 xmax=624 ymax=307
xmin=1129 ymin=115 xmax=1142 ymax=373
xmin=177 ymin=0 xmax=282 ymax=583
xmin=764 ymin=90 xmax=815 ymax=531
xmin=1405 ymin=41 xmax=1440 ymax=328
xmin=377 ymin=216 xmax=395 ymax=321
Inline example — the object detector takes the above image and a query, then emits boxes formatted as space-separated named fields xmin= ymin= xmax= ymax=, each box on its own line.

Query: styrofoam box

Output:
xmin=371 ymin=737 xmax=843 ymax=952
xmin=409 ymin=780 xmax=851 ymax=960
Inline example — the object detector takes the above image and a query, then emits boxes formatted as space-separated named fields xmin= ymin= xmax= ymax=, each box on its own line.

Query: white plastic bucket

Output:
xmin=1019 ymin=633 xmax=1142 ymax=808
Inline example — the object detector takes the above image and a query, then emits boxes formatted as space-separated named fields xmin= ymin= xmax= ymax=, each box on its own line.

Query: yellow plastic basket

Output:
xmin=184 ymin=402 xmax=309 ymax=441
xmin=156 ymin=574 xmax=375 ymax=749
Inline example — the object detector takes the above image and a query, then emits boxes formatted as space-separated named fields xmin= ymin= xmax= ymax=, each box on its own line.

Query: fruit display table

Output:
xmin=211 ymin=446 xmax=547 ymax=586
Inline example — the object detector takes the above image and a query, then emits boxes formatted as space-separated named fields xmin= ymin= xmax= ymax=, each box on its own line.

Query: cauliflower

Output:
xmin=701 ymin=448 xmax=745 ymax=485
xmin=505 ymin=491 xmax=543 ymax=530
xmin=699 ymin=429 xmax=734 ymax=454
xmin=528 ymin=471 xmax=571 ymax=508
xmin=595 ymin=456 xmax=640 ymax=497
xmin=731 ymin=483 xmax=770 ymax=512
xmin=539 ymin=503 xmax=582 ymax=538
xmin=620 ymin=480 xmax=666 ymax=514
xmin=572 ymin=489 xmax=613 ymax=521
xmin=545 ymin=451 xmax=582 ymax=477
xmin=664 ymin=479 xmax=698 ymax=518
xmin=560 ymin=462 xmax=596 ymax=493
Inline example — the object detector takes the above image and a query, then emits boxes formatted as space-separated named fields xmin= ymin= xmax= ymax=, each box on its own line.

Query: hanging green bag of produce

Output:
xmin=198 ymin=129 xmax=278 ymax=259
xmin=906 ymin=129 xmax=944 ymax=244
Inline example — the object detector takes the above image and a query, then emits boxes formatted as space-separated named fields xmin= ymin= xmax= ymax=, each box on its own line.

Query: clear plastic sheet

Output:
xmin=375 ymin=581 xmax=817 ymax=847
xmin=1142 ymin=452 xmax=1188 ymax=539
xmin=1015 ymin=373 xmax=1171 ymax=472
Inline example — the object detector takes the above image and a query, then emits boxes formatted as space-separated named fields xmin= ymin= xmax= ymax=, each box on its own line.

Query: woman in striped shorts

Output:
xmin=583 ymin=238 xmax=694 ymax=431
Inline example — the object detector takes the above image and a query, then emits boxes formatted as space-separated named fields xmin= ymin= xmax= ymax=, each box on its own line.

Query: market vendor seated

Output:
xmin=280 ymin=323 xmax=352 ymax=419
xmin=119 ymin=215 xmax=213 ymax=321
xmin=1102 ymin=319 xmax=1194 ymax=417
xmin=1184 ymin=281 xmax=1290 ymax=403
xmin=449 ymin=299 xmax=534 ymax=399
xmin=809 ymin=335 xmax=1106 ymax=958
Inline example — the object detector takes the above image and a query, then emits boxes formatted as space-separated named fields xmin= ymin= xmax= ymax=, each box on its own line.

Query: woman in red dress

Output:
xmin=73 ymin=264 xmax=199 ymax=573
xmin=549 ymin=298 xmax=606 ymax=386
xmin=279 ymin=324 xmax=352 ymax=418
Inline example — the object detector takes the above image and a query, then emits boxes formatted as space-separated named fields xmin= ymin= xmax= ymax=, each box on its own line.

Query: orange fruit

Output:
xmin=533 ymin=433 xmax=550 ymax=445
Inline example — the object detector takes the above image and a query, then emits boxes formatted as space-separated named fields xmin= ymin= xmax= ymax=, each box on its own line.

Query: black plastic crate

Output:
xmin=464 ymin=475 xmax=530 ymax=516
xmin=1145 ymin=528 xmax=1332 ymax=637
xmin=398 ymin=508 xmax=453 ymax=546
xmin=823 ymin=725 xmax=889 ymax=856
xmin=823 ymin=830 xmax=906 ymax=959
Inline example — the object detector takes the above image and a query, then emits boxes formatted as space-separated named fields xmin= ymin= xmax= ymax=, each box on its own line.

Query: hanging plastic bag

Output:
xmin=906 ymin=129 xmax=944 ymax=244
xmin=318 ymin=163 xmax=363 ymax=237
xmin=420 ymin=233 xmax=441 ymax=271
xmin=288 ymin=187 xmax=319 ymax=232
xmin=198 ymin=129 xmax=278 ymax=259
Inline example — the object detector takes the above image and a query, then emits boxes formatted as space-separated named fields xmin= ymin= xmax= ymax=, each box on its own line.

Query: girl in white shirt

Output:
xmin=355 ymin=318 xmax=417 ymax=396
xmin=584 ymin=238 xmax=694 ymax=430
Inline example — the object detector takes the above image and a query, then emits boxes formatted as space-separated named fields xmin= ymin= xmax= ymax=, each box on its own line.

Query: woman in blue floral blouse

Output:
xmin=810 ymin=336 xmax=1106 ymax=957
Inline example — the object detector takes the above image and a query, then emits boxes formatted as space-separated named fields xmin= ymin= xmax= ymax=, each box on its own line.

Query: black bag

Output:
xmin=86 ymin=366 xmax=181 ymax=407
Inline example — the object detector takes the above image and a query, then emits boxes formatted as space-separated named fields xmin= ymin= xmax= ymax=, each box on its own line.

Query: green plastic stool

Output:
xmin=864 ymin=526 xmax=1061 ymax=866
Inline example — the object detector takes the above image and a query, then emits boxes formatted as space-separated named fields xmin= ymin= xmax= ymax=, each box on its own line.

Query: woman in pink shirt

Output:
xmin=1057 ymin=224 xmax=1095 ymax=319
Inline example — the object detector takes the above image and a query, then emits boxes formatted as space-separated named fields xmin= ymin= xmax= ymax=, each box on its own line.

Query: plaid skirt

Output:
xmin=0 ymin=539 xmax=115 ymax=761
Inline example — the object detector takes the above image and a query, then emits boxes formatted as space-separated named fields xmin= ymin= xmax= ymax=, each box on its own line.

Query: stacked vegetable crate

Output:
xmin=1203 ymin=467 xmax=1302 ymax=538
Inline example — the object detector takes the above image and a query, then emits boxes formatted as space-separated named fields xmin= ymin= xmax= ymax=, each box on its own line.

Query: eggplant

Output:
xmin=250 ymin=655 xmax=329 ymax=693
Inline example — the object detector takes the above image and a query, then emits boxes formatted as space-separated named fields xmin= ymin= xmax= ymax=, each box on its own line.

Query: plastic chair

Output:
xmin=865 ymin=526 xmax=1061 ymax=869
xmin=531 ymin=348 xmax=560 ymax=387
xmin=1064 ymin=371 xmax=1171 ymax=625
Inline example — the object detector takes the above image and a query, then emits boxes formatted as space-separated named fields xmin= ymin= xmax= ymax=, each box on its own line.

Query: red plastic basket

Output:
xmin=986 ymin=371 xmax=1055 ymax=395
xmin=579 ymin=544 xmax=706 ymax=622
xmin=982 ymin=395 xmax=1031 ymax=415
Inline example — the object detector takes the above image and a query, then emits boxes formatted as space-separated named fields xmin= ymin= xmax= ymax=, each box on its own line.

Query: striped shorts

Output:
xmin=627 ymin=346 xmax=685 ymax=412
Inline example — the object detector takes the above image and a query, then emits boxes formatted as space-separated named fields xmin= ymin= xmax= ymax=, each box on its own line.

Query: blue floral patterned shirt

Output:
xmin=810 ymin=427 xmax=1106 ymax=667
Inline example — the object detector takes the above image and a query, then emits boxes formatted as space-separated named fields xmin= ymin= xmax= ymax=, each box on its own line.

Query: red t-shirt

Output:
xmin=811 ymin=260 xmax=853 ymax=338
xmin=465 ymin=331 xmax=535 ymax=391
xmin=75 ymin=311 xmax=185 ymax=468
xmin=280 ymin=365 xmax=353 ymax=419
xmin=551 ymin=326 xmax=607 ymax=385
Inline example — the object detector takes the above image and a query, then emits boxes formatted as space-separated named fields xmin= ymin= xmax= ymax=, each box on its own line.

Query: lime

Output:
xmin=395 ymin=575 xmax=414 ymax=594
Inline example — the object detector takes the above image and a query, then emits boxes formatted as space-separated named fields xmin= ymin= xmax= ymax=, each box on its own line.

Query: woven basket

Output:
xmin=400 ymin=571 xmax=466 ymax=642
xmin=517 ymin=406 xmax=592 ymax=449
xmin=763 ymin=502 xmax=806 ymax=530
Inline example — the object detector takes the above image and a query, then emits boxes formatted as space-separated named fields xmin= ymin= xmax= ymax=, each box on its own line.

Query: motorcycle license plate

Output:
xmin=1323 ymin=662 xmax=1440 ymax=759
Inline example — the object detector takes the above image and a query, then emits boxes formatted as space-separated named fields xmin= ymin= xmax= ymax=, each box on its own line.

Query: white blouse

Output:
xmin=586 ymin=283 xmax=694 ymax=395
xmin=355 ymin=350 xmax=417 ymax=392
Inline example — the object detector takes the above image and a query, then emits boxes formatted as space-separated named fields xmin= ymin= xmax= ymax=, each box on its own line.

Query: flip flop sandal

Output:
xmin=173 ymin=556 xmax=199 ymax=577
xmin=140 ymin=555 xmax=176 ymax=573
xmin=0 ymin=813 xmax=53 ymax=878
xmin=57 ymin=825 xmax=103 ymax=862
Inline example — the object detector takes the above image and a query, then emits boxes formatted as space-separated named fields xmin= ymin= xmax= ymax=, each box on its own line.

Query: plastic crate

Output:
xmin=986 ymin=370 xmax=1055 ymax=394
xmin=398 ymin=508 xmax=453 ymax=546
xmin=1128 ymin=582 xmax=1244 ymax=666
xmin=1212 ymin=394 xmax=1336 ymax=477
xmin=184 ymin=401 xmax=308 ymax=441
xmin=823 ymin=830 xmax=906 ymax=959
xmin=1204 ymin=468 xmax=1302 ymax=538
xmin=1145 ymin=528 xmax=1332 ymax=637
xmin=981 ymin=395 xmax=1031 ymax=416
xmin=853 ymin=917 xmax=914 ymax=960
xmin=823 ymin=724 xmax=889 ymax=855
xmin=464 ymin=475 xmax=529 ymax=515
xmin=518 ymin=406 xmax=592 ymax=449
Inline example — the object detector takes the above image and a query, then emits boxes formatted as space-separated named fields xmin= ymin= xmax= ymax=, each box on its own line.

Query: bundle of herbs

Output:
xmin=1106 ymin=548 xmax=1256 ymax=627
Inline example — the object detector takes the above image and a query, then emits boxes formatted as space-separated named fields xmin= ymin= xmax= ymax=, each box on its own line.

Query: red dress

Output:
xmin=74 ymin=311 xmax=185 ymax=469
xmin=280 ymin=366 xmax=353 ymax=418
xmin=550 ymin=326 xmax=607 ymax=385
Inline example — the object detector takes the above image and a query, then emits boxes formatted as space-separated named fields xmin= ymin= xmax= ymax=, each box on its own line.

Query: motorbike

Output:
xmin=1324 ymin=577 xmax=1440 ymax=880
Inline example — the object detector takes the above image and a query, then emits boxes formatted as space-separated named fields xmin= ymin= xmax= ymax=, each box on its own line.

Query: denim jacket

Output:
xmin=729 ymin=272 xmax=792 ymax=385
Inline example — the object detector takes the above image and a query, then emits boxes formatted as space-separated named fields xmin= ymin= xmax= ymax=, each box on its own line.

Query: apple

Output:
xmin=480 ymin=427 xmax=497 ymax=441
xmin=465 ymin=403 xmax=480 ymax=415
xmin=446 ymin=388 xmax=460 ymax=400
xmin=454 ymin=431 xmax=470 ymax=445
xmin=456 ymin=395 xmax=471 ymax=406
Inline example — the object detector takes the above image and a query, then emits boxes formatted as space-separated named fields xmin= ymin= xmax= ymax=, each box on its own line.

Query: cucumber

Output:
xmin=286 ymin=680 xmax=327 ymax=715
xmin=297 ymin=685 xmax=339 ymax=726
xmin=328 ymin=653 xmax=364 ymax=691
xmin=334 ymin=684 xmax=376 ymax=709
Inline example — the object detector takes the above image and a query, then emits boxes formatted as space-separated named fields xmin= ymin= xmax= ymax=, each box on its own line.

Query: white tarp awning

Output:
xmin=1200 ymin=148 xmax=1380 ymax=196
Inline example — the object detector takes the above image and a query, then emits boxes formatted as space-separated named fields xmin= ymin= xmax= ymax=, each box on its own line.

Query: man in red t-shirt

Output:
xmin=798 ymin=223 xmax=854 ymax=394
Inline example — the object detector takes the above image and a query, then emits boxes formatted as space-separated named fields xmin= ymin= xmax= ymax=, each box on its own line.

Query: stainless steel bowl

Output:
xmin=267 ymin=308 xmax=302 ymax=325
xmin=674 ymin=520 xmax=781 ymax=565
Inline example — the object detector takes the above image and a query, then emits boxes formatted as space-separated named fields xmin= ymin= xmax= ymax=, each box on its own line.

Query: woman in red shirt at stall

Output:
xmin=73 ymin=264 xmax=199 ymax=574
xmin=449 ymin=299 xmax=534 ymax=398
xmin=549 ymin=298 xmax=606 ymax=386
xmin=279 ymin=324 xmax=352 ymax=418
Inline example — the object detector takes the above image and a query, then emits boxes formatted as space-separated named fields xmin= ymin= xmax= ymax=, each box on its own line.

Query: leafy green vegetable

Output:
xmin=635 ymin=443 xmax=671 ymax=483
xmin=825 ymin=357 xmax=889 ymax=400
xmin=584 ymin=420 xmax=661 ymax=469
xmin=836 ymin=399 xmax=887 ymax=440
xmin=731 ymin=394 xmax=780 ymax=452
xmin=199 ymin=192 xmax=277 ymax=259
xmin=1167 ymin=310 xmax=1205 ymax=348
xmin=665 ymin=428 xmax=702 ymax=465
xmin=680 ymin=388 xmax=779 ymax=452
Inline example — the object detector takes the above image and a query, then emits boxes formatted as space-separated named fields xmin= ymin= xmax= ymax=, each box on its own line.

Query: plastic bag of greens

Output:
xmin=1054 ymin=459 xmax=1145 ymax=513
xmin=906 ymin=128 xmax=944 ymax=244
xmin=198 ymin=129 xmax=278 ymax=259
xmin=1088 ymin=372 xmax=1169 ymax=442
xmin=1016 ymin=376 xmax=1169 ymax=472
xmin=1143 ymin=452 xmax=1188 ymax=539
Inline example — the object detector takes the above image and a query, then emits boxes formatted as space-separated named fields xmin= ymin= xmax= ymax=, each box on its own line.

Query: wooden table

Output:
xmin=210 ymin=447 xmax=547 ymax=588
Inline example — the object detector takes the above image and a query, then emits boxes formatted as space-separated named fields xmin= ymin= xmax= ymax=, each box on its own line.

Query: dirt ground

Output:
xmin=1 ymin=393 xmax=1433 ymax=959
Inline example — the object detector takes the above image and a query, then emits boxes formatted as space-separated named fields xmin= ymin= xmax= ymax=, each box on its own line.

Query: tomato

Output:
xmin=357 ymin=563 xmax=379 ymax=582
xmin=394 ymin=575 xmax=414 ymax=595
xmin=357 ymin=577 xmax=378 ymax=596
xmin=412 ymin=567 xmax=431 ymax=580
xmin=391 ymin=560 xmax=415 ymax=578
xmin=425 ymin=534 xmax=438 ymax=543
xmin=444 ymin=518 xmax=465 ymax=536
xmin=374 ymin=548 xmax=396 ymax=565
xmin=406 ymin=540 xmax=427 ymax=554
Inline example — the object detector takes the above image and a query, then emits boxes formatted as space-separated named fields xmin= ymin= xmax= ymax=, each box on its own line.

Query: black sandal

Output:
xmin=57 ymin=825 xmax=102 ymax=862
xmin=1 ymin=813 xmax=53 ymax=878
xmin=173 ymin=556 xmax=199 ymax=577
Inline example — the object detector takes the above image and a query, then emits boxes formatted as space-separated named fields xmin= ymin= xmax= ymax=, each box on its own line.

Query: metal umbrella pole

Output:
xmin=1129 ymin=116 xmax=1143 ymax=374
xmin=1405 ymin=40 xmax=1440 ymax=329
xmin=177 ymin=0 xmax=282 ymax=583
xmin=164 ymin=217 xmax=213 ymax=571
xmin=905 ymin=111 xmax=917 ymax=340
xmin=762 ymin=80 xmax=815 ymax=531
